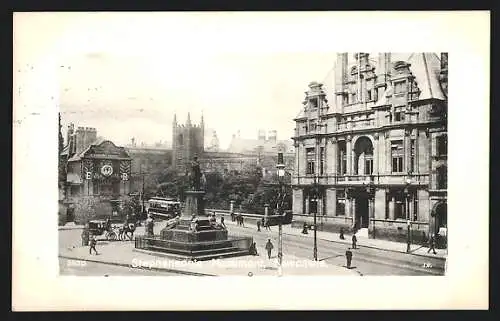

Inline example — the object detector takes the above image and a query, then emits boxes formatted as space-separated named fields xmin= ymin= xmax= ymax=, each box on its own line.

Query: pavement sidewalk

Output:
xmin=216 ymin=212 xmax=447 ymax=260
xmin=59 ymin=239 xmax=359 ymax=276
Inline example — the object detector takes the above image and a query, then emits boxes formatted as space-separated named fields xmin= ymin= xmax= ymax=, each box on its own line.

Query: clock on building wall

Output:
xmin=101 ymin=164 xmax=113 ymax=177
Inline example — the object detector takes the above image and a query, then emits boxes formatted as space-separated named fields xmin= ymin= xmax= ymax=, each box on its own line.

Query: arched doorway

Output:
xmin=354 ymin=136 xmax=374 ymax=175
xmin=431 ymin=201 xmax=447 ymax=235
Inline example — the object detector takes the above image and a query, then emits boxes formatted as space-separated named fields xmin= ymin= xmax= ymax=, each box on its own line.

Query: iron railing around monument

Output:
xmin=135 ymin=235 xmax=253 ymax=254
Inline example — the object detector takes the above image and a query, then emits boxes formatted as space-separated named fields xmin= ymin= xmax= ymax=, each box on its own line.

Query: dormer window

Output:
xmin=394 ymin=81 xmax=407 ymax=95
xmin=310 ymin=98 xmax=319 ymax=109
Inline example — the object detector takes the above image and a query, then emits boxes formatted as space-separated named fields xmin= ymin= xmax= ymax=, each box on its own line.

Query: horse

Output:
xmin=119 ymin=223 xmax=136 ymax=241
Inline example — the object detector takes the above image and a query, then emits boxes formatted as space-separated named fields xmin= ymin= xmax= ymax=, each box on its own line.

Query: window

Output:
xmin=410 ymin=139 xmax=416 ymax=173
xmin=394 ymin=191 xmax=406 ymax=220
xmin=437 ymin=135 xmax=447 ymax=156
xmin=336 ymin=199 xmax=346 ymax=216
xmin=306 ymin=148 xmax=315 ymax=175
xmin=367 ymin=90 xmax=372 ymax=101
xmin=365 ymin=158 xmax=373 ymax=175
xmin=391 ymin=140 xmax=404 ymax=173
xmin=352 ymin=93 xmax=357 ymax=104
xmin=436 ymin=166 xmax=447 ymax=189
xmin=394 ymin=81 xmax=407 ymax=94
xmin=310 ymin=98 xmax=319 ymax=109
xmin=340 ymin=150 xmax=347 ymax=175
xmin=320 ymin=147 xmax=325 ymax=175
xmin=374 ymin=88 xmax=379 ymax=101
xmin=394 ymin=111 xmax=402 ymax=122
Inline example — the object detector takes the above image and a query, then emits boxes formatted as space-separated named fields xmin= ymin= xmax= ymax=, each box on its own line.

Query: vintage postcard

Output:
xmin=13 ymin=11 xmax=489 ymax=310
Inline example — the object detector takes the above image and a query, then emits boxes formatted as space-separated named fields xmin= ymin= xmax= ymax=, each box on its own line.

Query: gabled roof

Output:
xmin=67 ymin=137 xmax=106 ymax=162
xmin=407 ymin=53 xmax=446 ymax=101
xmin=67 ymin=138 xmax=130 ymax=162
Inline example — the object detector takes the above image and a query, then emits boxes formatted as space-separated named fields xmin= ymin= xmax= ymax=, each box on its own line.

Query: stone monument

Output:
xmin=134 ymin=157 xmax=252 ymax=260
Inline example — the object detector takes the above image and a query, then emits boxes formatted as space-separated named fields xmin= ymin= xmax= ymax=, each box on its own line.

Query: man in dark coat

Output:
xmin=302 ymin=222 xmax=308 ymax=234
xmin=257 ymin=219 xmax=261 ymax=232
xmin=427 ymin=234 xmax=437 ymax=254
xmin=345 ymin=248 xmax=353 ymax=268
xmin=89 ymin=235 xmax=98 ymax=255
xmin=339 ymin=227 xmax=345 ymax=240
xmin=351 ymin=233 xmax=357 ymax=249
xmin=265 ymin=239 xmax=274 ymax=259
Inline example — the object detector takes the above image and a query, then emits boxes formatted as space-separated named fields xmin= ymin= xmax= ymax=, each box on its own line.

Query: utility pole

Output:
xmin=313 ymin=175 xmax=318 ymax=261
xmin=277 ymin=152 xmax=285 ymax=276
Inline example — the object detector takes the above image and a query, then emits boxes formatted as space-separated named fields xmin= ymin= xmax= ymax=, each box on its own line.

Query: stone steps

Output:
xmin=135 ymin=246 xmax=250 ymax=261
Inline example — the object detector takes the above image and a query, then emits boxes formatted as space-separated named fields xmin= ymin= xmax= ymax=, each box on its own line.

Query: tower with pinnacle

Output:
xmin=172 ymin=112 xmax=205 ymax=173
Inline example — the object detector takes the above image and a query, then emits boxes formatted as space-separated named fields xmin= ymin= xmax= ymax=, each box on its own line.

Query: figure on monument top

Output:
xmin=188 ymin=156 xmax=206 ymax=191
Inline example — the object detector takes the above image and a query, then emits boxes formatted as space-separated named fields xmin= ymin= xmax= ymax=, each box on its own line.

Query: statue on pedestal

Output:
xmin=188 ymin=156 xmax=203 ymax=191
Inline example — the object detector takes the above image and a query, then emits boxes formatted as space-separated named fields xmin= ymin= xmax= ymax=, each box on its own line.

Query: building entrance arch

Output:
xmin=353 ymin=136 xmax=374 ymax=175
xmin=431 ymin=201 xmax=447 ymax=236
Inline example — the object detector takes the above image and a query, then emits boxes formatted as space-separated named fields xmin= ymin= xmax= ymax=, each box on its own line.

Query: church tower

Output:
xmin=171 ymin=112 xmax=205 ymax=173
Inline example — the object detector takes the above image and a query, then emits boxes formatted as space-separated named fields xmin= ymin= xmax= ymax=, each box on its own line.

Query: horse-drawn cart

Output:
xmin=87 ymin=219 xmax=136 ymax=241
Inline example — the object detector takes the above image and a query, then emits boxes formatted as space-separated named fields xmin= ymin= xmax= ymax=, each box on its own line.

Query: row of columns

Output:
xmin=298 ymin=188 xmax=417 ymax=221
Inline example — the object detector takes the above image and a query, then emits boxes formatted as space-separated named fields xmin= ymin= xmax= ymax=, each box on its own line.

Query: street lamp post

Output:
xmin=405 ymin=178 xmax=411 ymax=253
xmin=313 ymin=175 xmax=318 ymax=261
xmin=277 ymin=153 xmax=286 ymax=276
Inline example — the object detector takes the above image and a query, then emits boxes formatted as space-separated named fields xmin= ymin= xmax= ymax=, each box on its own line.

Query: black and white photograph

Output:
xmin=57 ymin=51 xmax=448 ymax=277
xmin=13 ymin=12 xmax=489 ymax=310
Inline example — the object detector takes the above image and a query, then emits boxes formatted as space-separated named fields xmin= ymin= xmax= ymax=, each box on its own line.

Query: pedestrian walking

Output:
xmin=220 ymin=216 xmax=226 ymax=229
xmin=427 ymin=234 xmax=437 ymax=254
xmin=339 ymin=227 xmax=345 ymax=240
xmin=264 ymin=217 xmax=271 ymax=231
xmin=265 ymin=239 xmax=274 ymax=259
xmin=81 ymin=225 xmax=90 ymax=246
xmin=345 ymin=248 xmax=353 ymax=269
xmin=249 ymin=242 xmax=258 ymax=256
xmin=257 ymin=219 xmax=261 ymax=232
xmin=230 ymin=211 xmax=235 ymax=222
xmin=301 ymin=222 xmax=308 ymax=234
xmin=351 ymin=233 xmax=357 ymax=249
xmin=89 ymin=235 xmax=98 ymax=255
xmin=241 ymin=215 xmax=245 ymax=227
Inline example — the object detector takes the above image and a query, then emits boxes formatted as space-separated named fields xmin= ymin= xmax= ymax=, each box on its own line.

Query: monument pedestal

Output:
xmin=135 ymin=190 xmax=252 ymax=261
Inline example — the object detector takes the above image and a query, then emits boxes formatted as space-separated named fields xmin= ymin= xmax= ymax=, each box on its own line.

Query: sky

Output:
xmin=38 ymin=13 xmax=426 ymax=149
xmin=59 ymin=51 xmax=338 ymax=149
xmin=52 ymin=13 xmax=355 ymax=149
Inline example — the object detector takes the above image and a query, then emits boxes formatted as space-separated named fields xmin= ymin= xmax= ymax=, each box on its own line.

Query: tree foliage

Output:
xmin=150 ymin=163 xmax=292 ymax=214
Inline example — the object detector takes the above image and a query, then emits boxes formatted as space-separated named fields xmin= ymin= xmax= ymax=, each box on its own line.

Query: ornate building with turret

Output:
xmin=292 ymin=53 xmax=448 ymax=247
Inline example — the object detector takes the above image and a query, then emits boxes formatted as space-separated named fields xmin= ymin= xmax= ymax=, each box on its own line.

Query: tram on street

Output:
xmin=147 ymin=197 xmax=181 ymax=220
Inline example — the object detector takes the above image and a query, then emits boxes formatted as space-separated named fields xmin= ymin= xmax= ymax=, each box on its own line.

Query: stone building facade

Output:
xmin=291 ymin=52 xmax=448 ymax=246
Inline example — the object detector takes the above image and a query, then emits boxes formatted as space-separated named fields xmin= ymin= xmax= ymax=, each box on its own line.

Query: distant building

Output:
xmin=171 ymin=113 xmax=204 ymax=173
xmin=292 ymin=52 xmax=448 ymax=246
xmin=226 ymin=129 xmax=295 ymax=175
xmin=124 ymin=141 xmax=172 ymax=193
xmin=60 ymin=125 xmax=132 ymax=223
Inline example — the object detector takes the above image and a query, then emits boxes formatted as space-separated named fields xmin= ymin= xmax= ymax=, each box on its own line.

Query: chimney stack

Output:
xmin=258 ymin=129 xmax=266 ymax=141
xmin=268 ymin=130 xmax=277 ymax=143
xmin=335 ymin=53 xmax=348 ymax=112
xmin=67 ymin=123 xmax=75 ymax=156
xmin=84 ymin=127 xmax=97 ymax=150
